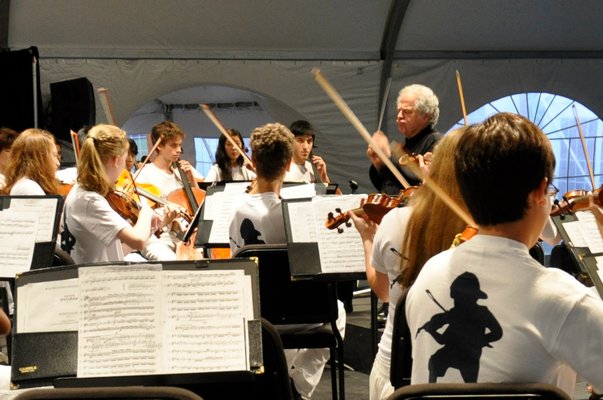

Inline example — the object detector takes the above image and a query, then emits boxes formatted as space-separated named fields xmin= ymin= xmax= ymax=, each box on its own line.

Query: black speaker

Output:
xmin=0 ymin=46 xmax=44 ymax=132
xmin=50 ymin=77 xmax=95 ymax=141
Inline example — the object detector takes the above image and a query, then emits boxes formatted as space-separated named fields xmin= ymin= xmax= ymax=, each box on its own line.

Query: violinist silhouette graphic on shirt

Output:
xmin=416 ymin=272 xmax=503 ymax=382
xmin=239 ymin=218 xmax=265 ymax=245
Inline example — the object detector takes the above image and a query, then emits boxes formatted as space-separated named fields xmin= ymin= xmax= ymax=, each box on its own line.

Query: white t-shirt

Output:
xmin=371 ymin=206 xmax=412 ymax=369
xmin=228 ymin=192 xmax=286 ymax=253
xmin=135 ymin=163 xmax=203 ymax=198
xmin=63 ymin=184 xmax=131 ymax=264
xmin=205 ymin=164 xmax=256 ymax=182
xmin=10 ymin=178 xmax=45 ymax=195
xmin=284 ymin=160 xmax=315 ymax=183
xmin=407 ymin=234 xmax=603 ymax=396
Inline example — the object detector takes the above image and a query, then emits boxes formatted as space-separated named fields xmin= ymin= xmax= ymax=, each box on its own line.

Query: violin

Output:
xmin=106 ymin=187 xmax=141 ymax=225
xmin=550 ymin=185 xmax=602 ymax=217
xmin=325 ymin=187 xmax=417 ymax=233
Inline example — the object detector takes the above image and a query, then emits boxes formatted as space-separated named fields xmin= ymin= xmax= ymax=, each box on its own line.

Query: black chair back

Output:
xmin=390 ymin=287 xmax=412 ymax=389
xmin=387 ymin=382 xmax=571 ymax=400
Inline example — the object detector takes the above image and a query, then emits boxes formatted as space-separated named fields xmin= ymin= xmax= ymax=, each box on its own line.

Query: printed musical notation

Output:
xmin=7 ymin=197 xmax=59 ymax=242
xmin=564 ymin=211 xmax=603 ymax=254
xmin=285 ymin=195 xmax=367 ymax=274
xmin=75 ymin=265 xmax=252 ymax=378
xmin=0 ymin=209 xmax=37 ymax=278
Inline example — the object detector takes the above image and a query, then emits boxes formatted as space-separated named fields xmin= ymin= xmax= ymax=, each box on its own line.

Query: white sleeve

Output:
xmin=205 ymin=165 xmax=221 ymax=182
xmin=552 ymin=293 xmax=603 ymax=393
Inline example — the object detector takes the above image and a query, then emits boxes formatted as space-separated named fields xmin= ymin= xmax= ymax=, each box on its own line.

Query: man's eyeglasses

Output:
xmin=398 ymin=108 xmax=415 ymax=118
xmin=547 ymin=183 xmax=559 ymax=200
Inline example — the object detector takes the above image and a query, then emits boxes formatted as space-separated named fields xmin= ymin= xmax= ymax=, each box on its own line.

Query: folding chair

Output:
xmin=234 ymin=244 xmax=345 ymax=400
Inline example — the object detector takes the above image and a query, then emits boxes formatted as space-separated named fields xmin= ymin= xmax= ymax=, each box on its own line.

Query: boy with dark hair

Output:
xmin=284 ymin=119 xmax=333 ymax=184
xmin=406 ymin=112 xmax=603 ymax=397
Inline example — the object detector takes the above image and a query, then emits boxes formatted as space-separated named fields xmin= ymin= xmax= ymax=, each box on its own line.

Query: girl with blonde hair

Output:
xmin=350 ymin=128 xmax=468 ymax=400
xmin=2 ymin=128 xmax=60 ymax=195
xmin=63 ymin=124 xmax=161 ymax=264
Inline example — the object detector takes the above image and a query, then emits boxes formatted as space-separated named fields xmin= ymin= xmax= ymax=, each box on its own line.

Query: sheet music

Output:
xmin=286 ymin=202 xmax=318 ymax=242
xmin=77 ymin=265 xmax=163 ymax=378
xmin=0 ymin=210 xmax=37 ymax=278
xmin=576 ymin=211 xmax=603 ymax=253
xmin=562 ymin=220 xmax=589 ymax=247
xmin=162 ymin=270 xmax=250 ymax=372
xmin=8 ymin=197 xmax=59 ymax=242
xmin=281 ymin=183 xmax=316 ymax=199
xmin=204 ymin=191 xmax=240 ymax=243
xmin=286 ymin=195 xmax=367 ymax=274
xmin=16 ymin=278 xmax=79 ymax=333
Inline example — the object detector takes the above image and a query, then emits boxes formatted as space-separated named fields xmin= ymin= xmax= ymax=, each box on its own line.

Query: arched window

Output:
xmin=449 ymin=93 xmax=603 ymax=196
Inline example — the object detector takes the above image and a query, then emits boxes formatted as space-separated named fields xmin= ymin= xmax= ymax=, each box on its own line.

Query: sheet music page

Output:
xmin=223 ymin=182 xmax=251 ymax=194
xmin=204 ymin=184 xmax=248 ymax=243
xmin=162 ymin=269 xmax=249 ymax=372
xmin=285 ymin=195 xmax=366 ymax=273
xmin=16 ymin=278 xmax=79 ymax=333
xmin=562 ymin=220 xmax=589 ymax=247
xmin=285 ymin=201 xmax=318 ymax=242
xmin=576 ymin=211 xmax=603 ymax=253
xmin=205 ymin=191 xmax=238 ymax=243
xmin=312 ymin=195 xmax=367 ymax=273
xmin=77 ymin=265 xmax=163 ymax=377
xmin=281 ymin=183 xmax=316 ymax=199
xmin=0 ymin=210 xmax=37 ymax=278
xmin=9 ymin=197 xmax=59 ymax=242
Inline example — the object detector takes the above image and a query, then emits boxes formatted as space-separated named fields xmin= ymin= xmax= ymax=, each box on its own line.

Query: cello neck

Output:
xmin=173 ymin=161 xmax=199 ymax=214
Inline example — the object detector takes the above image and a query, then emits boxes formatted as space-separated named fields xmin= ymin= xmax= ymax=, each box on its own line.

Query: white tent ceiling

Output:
xmin=3 ymin=0 xmax=603 ymax=192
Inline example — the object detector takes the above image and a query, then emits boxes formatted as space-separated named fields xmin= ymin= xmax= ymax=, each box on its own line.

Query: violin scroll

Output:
xmin=325 ymin=208 xmax=353 ymax=233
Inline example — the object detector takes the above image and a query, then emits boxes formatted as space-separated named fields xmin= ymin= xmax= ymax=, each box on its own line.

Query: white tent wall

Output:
xmin=36 ymin=56 xmax=603 ymax=193
xmin=38 ymin=58 xmax=382 ymax=193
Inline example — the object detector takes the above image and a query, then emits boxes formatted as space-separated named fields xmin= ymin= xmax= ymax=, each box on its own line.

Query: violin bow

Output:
xmin=200 ymin=104 xmax=255 ymax=171
xmin=131 ymin=136 xmax=163 ymax=183
xmin=572 ymin=104 xmax=596 ymax=190
xmin=97 ymin=87 xmax=118 ymax=126
xmin=399 ymin=154 xmax=476 ymax=227
xmin=376 ymin=76 xmax=392 ymax=133
xmin=70 ymin=129 xmax=80 ymax=165
xmin=455 ymin=70 xmax=469 ymax=126
xmin=312 ymin=68 xmax=411 ymax=189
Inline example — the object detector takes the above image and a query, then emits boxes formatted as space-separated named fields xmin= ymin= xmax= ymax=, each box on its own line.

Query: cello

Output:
xmin=168 ymin=160 xmax=206 ymax=260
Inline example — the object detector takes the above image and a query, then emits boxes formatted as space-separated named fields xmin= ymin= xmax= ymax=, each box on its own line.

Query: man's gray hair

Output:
xmin=397 ymin=84 xmax=440 ymax=127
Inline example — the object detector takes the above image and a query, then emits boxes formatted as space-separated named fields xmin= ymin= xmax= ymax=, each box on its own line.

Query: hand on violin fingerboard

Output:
xmin=347 ymin=211 xmax=377 ymax=242
xmin=312 ymin=155 xmax=330 ymax=183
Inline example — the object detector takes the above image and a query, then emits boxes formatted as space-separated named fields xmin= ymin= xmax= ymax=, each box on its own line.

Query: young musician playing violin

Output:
xmin=406 ymin=113 xmax=603 ymax=397
xmin=284 ymin=120 xmax=333 ymax=184
xmin=62 ymin=124 xmax=162 ymax=264
xmin=349 ymin=129 xmax=468 ymax=400
xmin=205 ymin=129 xmax=255 ymax=182
xmin=134 ymin=121 xmax=204 ymax=260
xmin=2 ymin=128 xmax=61 ymax=196
xmin=228 ymin=123 xmax=345 ymax=400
